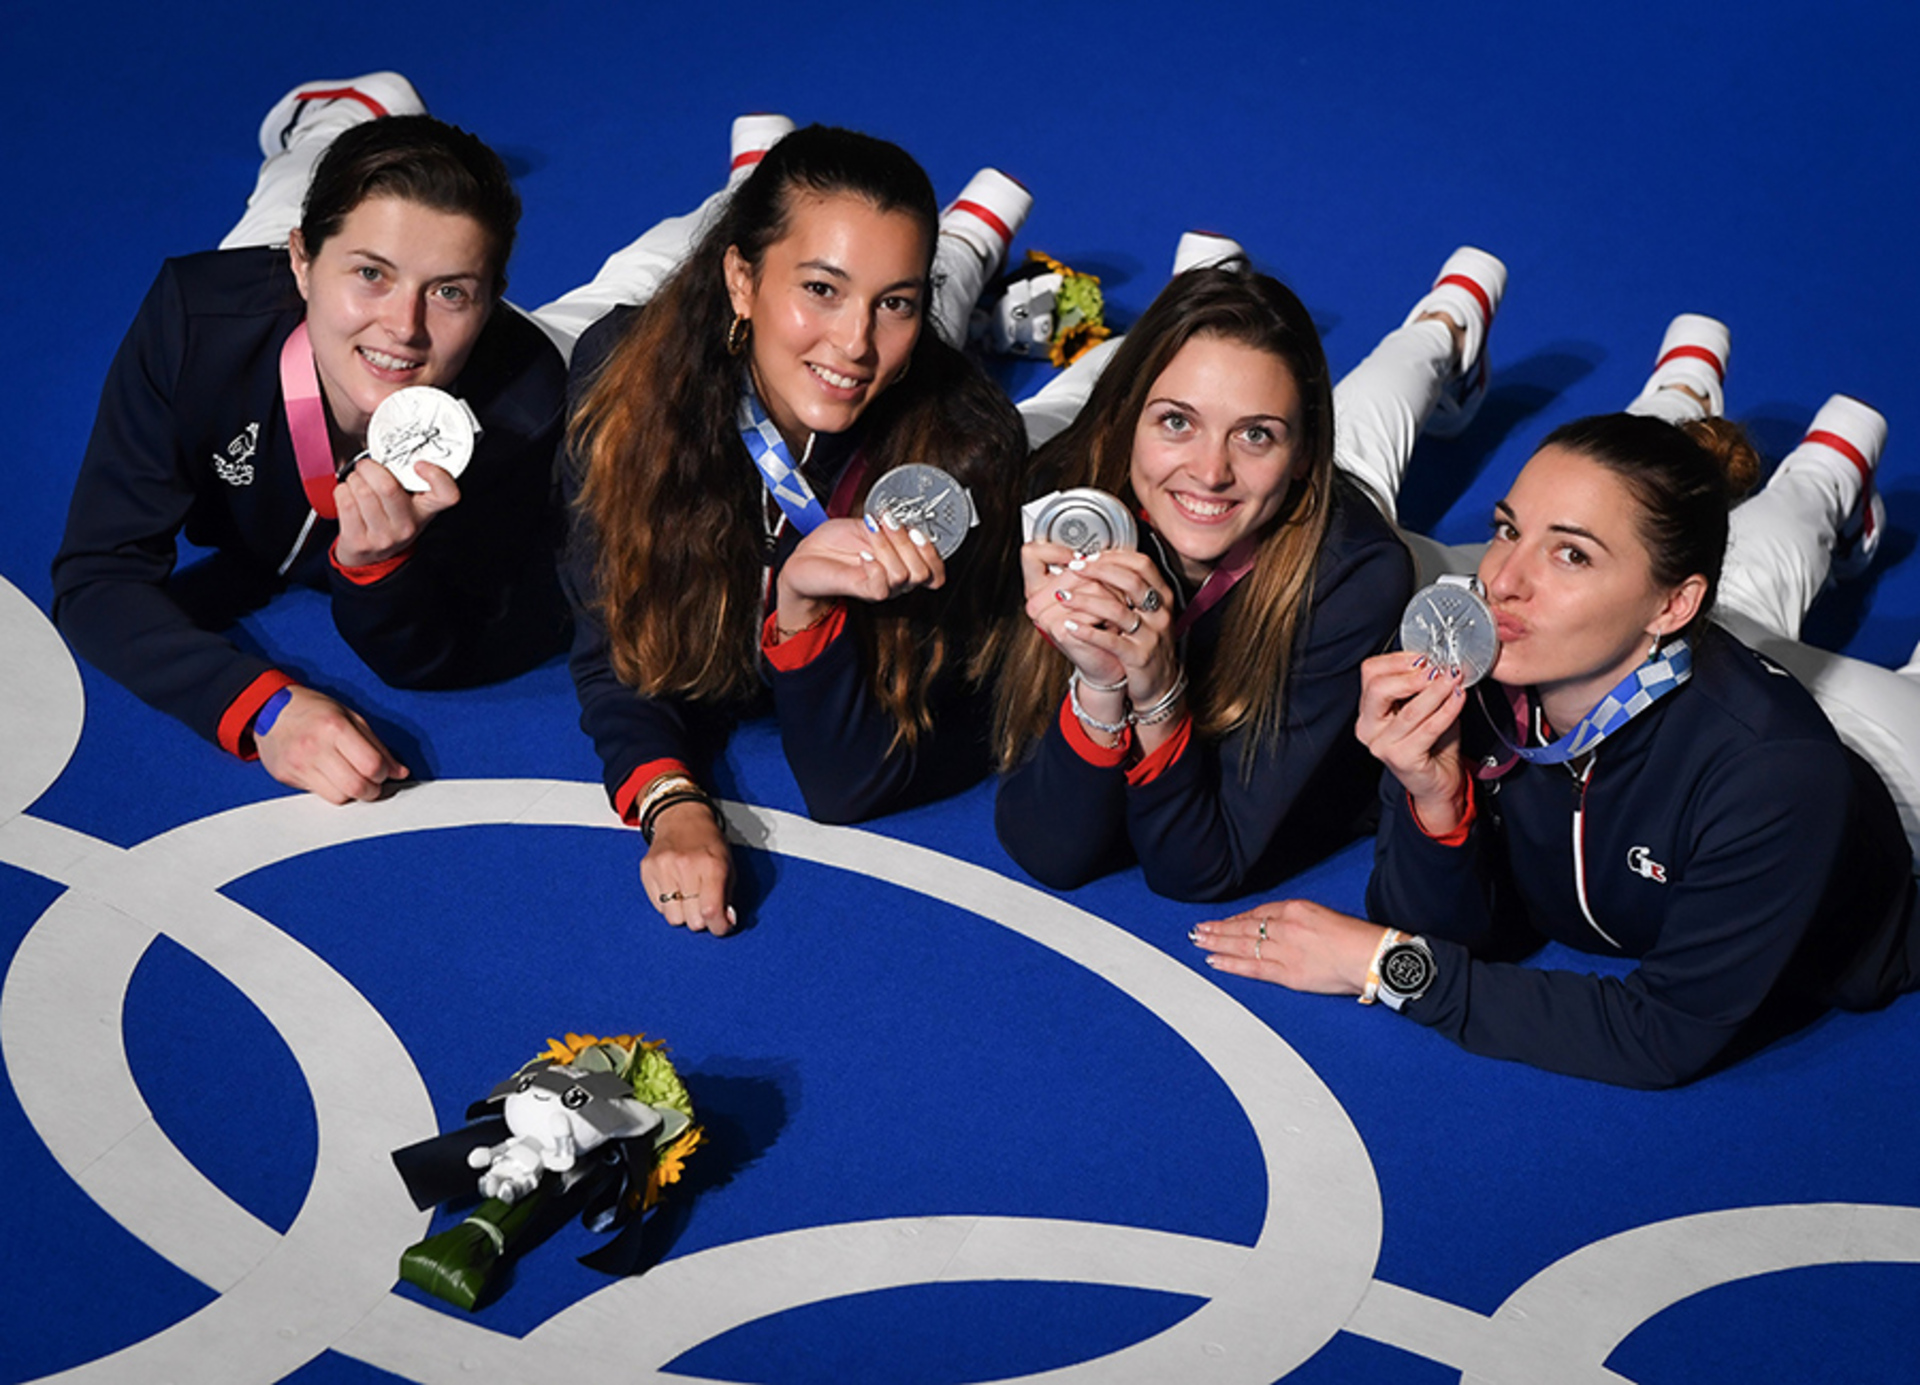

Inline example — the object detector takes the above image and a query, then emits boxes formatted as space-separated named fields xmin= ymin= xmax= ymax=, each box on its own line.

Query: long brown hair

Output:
xmin=992 ymin=268 xmax=1338 ymax=772
xmin=569 ymin=125 xmax=1022 ymax=744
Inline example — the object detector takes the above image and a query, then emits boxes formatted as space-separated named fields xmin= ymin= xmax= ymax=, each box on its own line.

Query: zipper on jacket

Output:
xmin=1569 ymin=758 xmax=1623 ymax=948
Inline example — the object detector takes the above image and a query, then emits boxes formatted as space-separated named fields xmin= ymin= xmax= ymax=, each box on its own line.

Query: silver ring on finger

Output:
xmin=1140 ymin=588 xmax=1162 ymax=613
xmin=1259 ymin=919 xmax=1269 ymax=941
xmin=1255 ymin=938 xmax=1264 ymax=961
xmin=1126 ymin=616 xmax=1143 ymax=635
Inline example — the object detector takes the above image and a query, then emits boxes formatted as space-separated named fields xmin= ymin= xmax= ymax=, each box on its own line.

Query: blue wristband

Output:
xmin=253 ymin=688 xmax=293 ymax=738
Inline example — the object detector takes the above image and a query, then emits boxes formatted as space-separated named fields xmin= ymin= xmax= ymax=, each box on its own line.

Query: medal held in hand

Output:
xmin=1400 ymin=574 xmax=1500 ymax=686
xmin=863 ymin=463 xmax=978 ymax=559
xmin=363 ymin=386 xmax=482 ymax=493
xmin=1022 ymin=487 xmax=1138 ymax=555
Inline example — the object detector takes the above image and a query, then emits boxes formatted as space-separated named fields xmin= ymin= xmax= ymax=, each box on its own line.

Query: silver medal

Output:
xmin=364 ymin=386 xmax=481 ymax=493
xmin=1022 ymin=487 xmax=1137 ymax=555
xmin=1400 ymin=574 xmax=1500 ymax=686
xmin=863 ymin=464 xmax=978 ymax=560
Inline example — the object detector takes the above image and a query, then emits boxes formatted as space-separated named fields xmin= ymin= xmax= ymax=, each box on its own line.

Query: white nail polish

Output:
xmin=908 ymin=528 xmax=928 ymax=547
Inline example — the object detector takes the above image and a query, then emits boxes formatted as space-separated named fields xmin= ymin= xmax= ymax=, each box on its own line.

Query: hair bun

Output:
xmin=1678 ymin=416 xmax=1761 ymax=501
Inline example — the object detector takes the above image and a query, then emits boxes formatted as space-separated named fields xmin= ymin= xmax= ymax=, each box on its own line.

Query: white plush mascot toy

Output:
xmin=468 ymin=1062 xmax=665 ymax=1203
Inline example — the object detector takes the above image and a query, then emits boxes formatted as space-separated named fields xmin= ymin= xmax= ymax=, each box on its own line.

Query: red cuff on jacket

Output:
xmin=761 ymin=606 xmax=847 ymax=671
xmin=1059 ymin=696 xmax=1130 ymax=767
xmin=219 ymin=670 xmax=298 ymax=760
xmin=329 ymin=537 xmax=413 ymax=585
xmin=1409 ymin=782 xmax=1476 ymax=846
xmin=1125 ymin=715 xmax=1192 ymax=786
xmin=615 ymin=758 xmax=695 ymax=825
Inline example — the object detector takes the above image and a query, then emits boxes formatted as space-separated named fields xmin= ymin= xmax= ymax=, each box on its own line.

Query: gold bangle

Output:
xmin=1359 ymin=928 xmax=1407 ymax=1005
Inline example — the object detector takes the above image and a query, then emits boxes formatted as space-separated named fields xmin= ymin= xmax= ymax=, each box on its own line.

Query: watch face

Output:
xmin=365 ymin=386 xmax=479 ymax=493
xmin=1024 ymin=487 xmax=1137 ymax=555
xmin=1379 ymin=941 xmax=1434 ymax=1001
xmin=1400 ymin=578 xmax=1500 ymax=686
xmin=863 ymin=463 xmax=977 ymax=559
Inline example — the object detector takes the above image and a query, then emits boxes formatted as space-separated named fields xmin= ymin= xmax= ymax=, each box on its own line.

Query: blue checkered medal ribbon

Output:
xmin=737 ymin=386 xmax=829 ymax=535
xmin=1496 ymin=637 xmax=1693 ymax=765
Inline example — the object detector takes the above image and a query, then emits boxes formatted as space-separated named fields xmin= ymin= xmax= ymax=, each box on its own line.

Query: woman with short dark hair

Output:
xmin=53 ymin=74 xmax=570 ymax=804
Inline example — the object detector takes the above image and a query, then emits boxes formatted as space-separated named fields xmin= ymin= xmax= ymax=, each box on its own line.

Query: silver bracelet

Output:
xmin=1068 ymin=671 xmax=1129 ymax=736
xmin=1130 ymin=671 xmax=1188 ymax=726
xmin=1077 ymin=670 xmax=1128 ymax=693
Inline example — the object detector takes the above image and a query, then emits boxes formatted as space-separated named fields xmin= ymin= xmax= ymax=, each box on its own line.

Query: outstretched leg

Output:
xmin=930 ymin=170 xmax=1031 ymax=353
xmin=1719 ymin=395 xmax=1887 ymax=641
xmin=527 ymin=116 xmax=796 ymax=357
xmin=219 ymin=73 xmax=425 ymax=250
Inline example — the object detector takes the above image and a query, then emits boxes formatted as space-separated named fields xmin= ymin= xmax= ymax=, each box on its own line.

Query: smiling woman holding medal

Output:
xmin=562 ymin=124 xmax=1028 ymax=934
xmin=51 ymin=75 xmax=571 ymax=804
xmin=1193 ymin=409 xmax=1920 ymax=1089
xmin=989 ymin=245 xmax=1518 ymax=901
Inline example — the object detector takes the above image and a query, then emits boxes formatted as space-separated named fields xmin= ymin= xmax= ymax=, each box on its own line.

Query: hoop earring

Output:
xmin=727 ymin=314 xmax=751 ymax=357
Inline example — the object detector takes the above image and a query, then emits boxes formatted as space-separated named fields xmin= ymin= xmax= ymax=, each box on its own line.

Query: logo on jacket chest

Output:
xmin=1626 ymin=845 xmax=1668 ymax=884
xmin=213 ymin=422 xmax=260 ymax=486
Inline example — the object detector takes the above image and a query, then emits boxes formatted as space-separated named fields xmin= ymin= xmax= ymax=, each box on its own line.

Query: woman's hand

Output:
xmin=774 ymin=513 xmax=945 ymax=633
xmin=1021 ymin=543 xmax=1181 ymax=731
xmin=1191 ymin=899 xmax=1385 ymax=995
xmin=255 ymin=686 xmax=409 ymax=803
xmin=1355 ymin=650 xmax=1469 ymax=834
xmin=640 ymin=800 xmax=737 ymax=935
xmin=333 ymin=458 xmax=461 ymax=568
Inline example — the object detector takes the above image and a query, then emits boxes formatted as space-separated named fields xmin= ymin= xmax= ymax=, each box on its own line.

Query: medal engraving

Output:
xmin=1022 ymin=488 xmax=1137 ymax=555
xmin=365 ymin=386 xmax=481 ymax=493
xmin=1400 ymin=577 xmax=1500 ymax=686
xmin=864 ymin=463 xmax=978 ymax=559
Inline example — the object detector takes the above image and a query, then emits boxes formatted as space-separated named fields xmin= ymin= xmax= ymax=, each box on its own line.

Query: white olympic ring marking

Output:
xmin=3 ymin=574 xmax=1919 ymax=1383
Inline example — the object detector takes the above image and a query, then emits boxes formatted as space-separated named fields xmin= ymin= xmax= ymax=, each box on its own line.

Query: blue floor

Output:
xmin=4 ymin=3 xmax=1919 ymax=1381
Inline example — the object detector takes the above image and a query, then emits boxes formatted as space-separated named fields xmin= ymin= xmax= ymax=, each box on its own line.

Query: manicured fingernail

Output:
xmin=882 ymin=512 xmax=901 ymax=531
xmin=859 ymin=550 xmax=875 ymax=562
xmin=1450 ymin=666 xmax=1461 ymax=681
xmin=1064 ymin=619 xmax=1081 ymax=633
xmin=1411 ymin=656 xmax=1428 ymax=670
xmin=726 ymin=906 xmax=738 ymax=926
xmin=864 ymin=514 xmax=879 ymax=533
xmin=908 ymin=528 xmax=928 ymax=547
xmin=1204 ymin=955 xmax=1219 ymax=968
xmin=1054 ymin=589 xmax=1069 ymax=602
xmin=1188 ymin=927 xmax=1201 ymax=943
xmin=1427 ymin=667 xmax=1441 ymax=681
xmin=1067 ymin=558 xmax=1087 ymax=571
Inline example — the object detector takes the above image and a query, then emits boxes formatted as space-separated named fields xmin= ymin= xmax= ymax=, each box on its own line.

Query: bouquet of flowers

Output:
xmin=391 ymin=1032 xmax=702 ymax=1310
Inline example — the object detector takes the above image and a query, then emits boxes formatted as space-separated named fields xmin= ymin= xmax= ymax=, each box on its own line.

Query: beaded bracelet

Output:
xmin=1358 ymin=928 xmax=1408 ymax=1005
xmin=1068 ymin=671 xmax=1129 ymax=736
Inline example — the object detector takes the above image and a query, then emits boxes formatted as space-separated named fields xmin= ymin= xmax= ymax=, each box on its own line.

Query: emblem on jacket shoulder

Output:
xmin=213 ymin=422 xmax=260 ymax=486
xmin=1627 ymin=845 xmax=1667 ymax=883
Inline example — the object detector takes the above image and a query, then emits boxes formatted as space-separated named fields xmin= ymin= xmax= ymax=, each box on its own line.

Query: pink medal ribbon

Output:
xmin=1172 ymin=535 xmax=1260 ymax=637
xmin=278 ymin=322 xmax=340 ymax=519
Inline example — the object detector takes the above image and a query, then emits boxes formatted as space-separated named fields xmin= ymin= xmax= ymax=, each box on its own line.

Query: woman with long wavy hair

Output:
xmin=563 ymin=124 xmax=1029 ymax=935
xmin=991 ymin=246 xmax=1507 ymax=901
